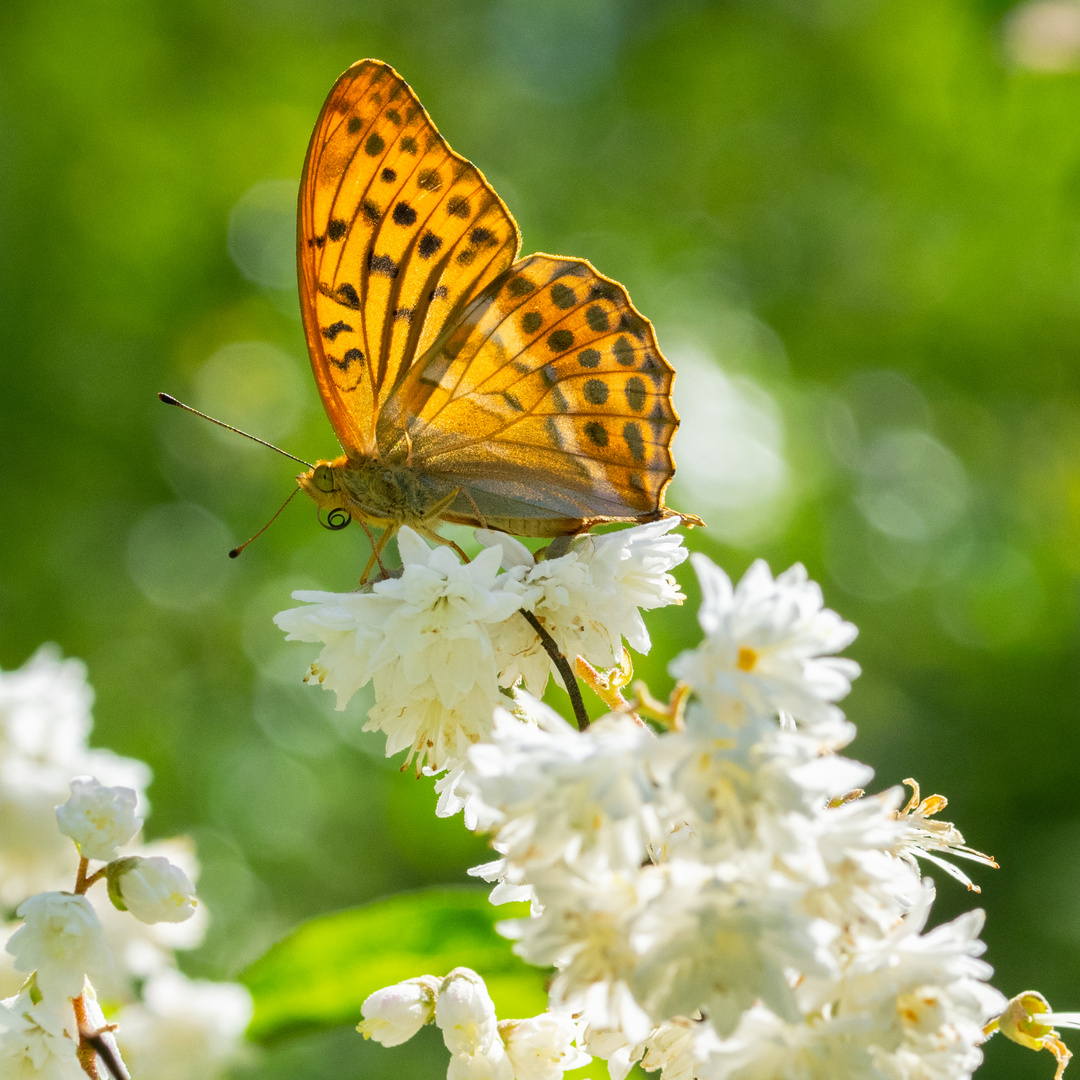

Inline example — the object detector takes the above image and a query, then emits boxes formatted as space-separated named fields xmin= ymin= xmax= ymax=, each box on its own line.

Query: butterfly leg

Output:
xmin=421 ymin=528 xmax=470 ymax=563
xmin=458 ymin=485 xmax=489 ymax=531
xmin=357 ymin=519 xmax=396 ymax=584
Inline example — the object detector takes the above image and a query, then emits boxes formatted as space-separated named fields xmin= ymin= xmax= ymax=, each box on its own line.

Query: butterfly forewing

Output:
xmin=380 ymin=255 xmax=679 ymax=533
xmin=298 ymin=59 xmax=521 ymax=456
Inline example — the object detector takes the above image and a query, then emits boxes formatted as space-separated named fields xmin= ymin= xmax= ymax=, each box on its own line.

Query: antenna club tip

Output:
xmin=158 ymin=392 xmax=180 ymax=405
xmin=228 ymin=548 xmax=241 ymax=559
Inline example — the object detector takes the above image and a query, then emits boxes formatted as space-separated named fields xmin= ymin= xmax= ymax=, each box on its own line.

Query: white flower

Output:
xmin=113 ymin=970 xmax=252 ymax=1080
xmin=890 ymin=779 xmax=998 ymax=892
xmin=670 ymin=556 xmax=859 ymax=726
xmin=436 ymin=968 xmax=500 ymax=1056
xmin=460 ymin=700 xmax=662 ymax=874
xmin=0 ymin=648 xmax=93 ymax=769
xmin=0 ymin=648 xmax=151 ymax=908
xmin=638 ymin=1020 xmax=718 ymax=1080
xmin=629 ymin=860 xmax=838 ymax=1037
xmin=0 ymin=990 xmax=82 ymax=1080
xmin=694 ymin=1003 xmax=869 ymax=1080
xmin=500 ymin=1013 xmax=590 ymax=1080
xmin=359 ymin=975 xmax=440 ymax=1046
xmin=6 ymin=893 xmax=112 ymax=1002
xmin=55 ymin=777 xmax=141 ymax=862
xmin=447 ymin=1038 xmax=514 ymax=1080
xmin=86 ymin=837 xmax=208 ymax=1006
xmin=110 ymin=857 xmax=197 ymax=924
xmin=492 ymin=520 xmax=687 ymax=689
xmin=276 ymin=528 xmax=524 ymax=772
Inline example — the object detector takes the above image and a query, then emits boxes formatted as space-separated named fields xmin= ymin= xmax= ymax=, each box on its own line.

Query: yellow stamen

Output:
xmin=736 ymin=646 xmax=758 ymax=672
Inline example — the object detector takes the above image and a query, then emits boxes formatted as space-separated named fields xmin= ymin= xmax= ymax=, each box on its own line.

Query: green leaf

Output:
xmin=240 ymin=886 xmax=549 ymax=1043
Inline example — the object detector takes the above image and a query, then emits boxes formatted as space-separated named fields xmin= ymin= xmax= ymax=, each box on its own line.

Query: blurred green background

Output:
xmin=2 ymin=0 xmax=1079 ymax=1076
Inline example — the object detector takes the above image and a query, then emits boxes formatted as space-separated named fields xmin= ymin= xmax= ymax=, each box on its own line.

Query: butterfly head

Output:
xmin=297 ymin=458 xmax=351 ymax=518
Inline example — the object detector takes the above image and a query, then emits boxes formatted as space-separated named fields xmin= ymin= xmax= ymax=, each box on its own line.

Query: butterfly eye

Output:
xmin=314 ymin=465 xmax=336 ymax=492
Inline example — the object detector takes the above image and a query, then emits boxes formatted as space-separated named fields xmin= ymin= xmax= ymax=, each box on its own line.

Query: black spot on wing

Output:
xmin=368 ymin=253 xmax=399 ymax=278
xmin=584 ymin=379 xmax=609 ymax=405
xmin=640 ymin=354 xmax=665 ymax=386
xmin=548 ymin=329 xmax=574 ymax=353
xmin=585 ymin=305 xmax=609 ymax=331
xmin=585 ymin=421 xmax=608 ymax=447
xmin=365 ymin=133 xmax=385 ymax=156
xmin=550 ymin=283 xmax=576 ymax=309
xmin=613 ymin=336 xmax=635 ymax=366
xmin=362 ymin=199 xmax=381 ymax=224
xmin=329 ymin=282 xmax=360 ymax=309
xmin=506 ymin=276 xmax=535 ymax=297
xmin=418 ymin=232 xmax=443 ymax=258
xmin=578 ymin=348 xmax=600 ymax=369
xmin=322 ymin=320 xmax=352 ymax=341
xmin=327 ymin=219 xmax=347 ymax=241
xmin=544 ymin=416 xmax=563 ymax=449
xmin=623 ymin=421 xmax=645 ymax=462
xmin=417 ymin=168 xmax=443 ymax=191
xmin=401 ymin=135 xmax=418 ymax=154
xmin=347 ymin=116 xmax=362 ymax=133
xmin=329 ymin=347 xmax=365 ymax=372
xmin=624 ymin=377 xmax=647 ymax=412
xmin=619 ymin=311 xmax=648 ymax=340
xmin=521 ymin=311 xmax=543 ymax=334
xmin=649 ymin=402 xmax=669 ymax=439
xmin=589 ymin=281 xmax=621 ymax=302
xmin=381 ymin=167 xmax=397 ymax=182
xmin=447 ymin=195 xmax=470 ymax=218
xmin=392 ymin=201 xmax=417 ymax=226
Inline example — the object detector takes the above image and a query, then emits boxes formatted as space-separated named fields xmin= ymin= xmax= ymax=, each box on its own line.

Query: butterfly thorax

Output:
xmin=298 ymin=455 xmax=452 ymax=529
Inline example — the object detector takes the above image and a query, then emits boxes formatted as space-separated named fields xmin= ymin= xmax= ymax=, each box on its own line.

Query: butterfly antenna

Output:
xmin=229 ymin=488 xmax=302 ymax=559
xmin=157 ymin=393 xmax=313 ymax=468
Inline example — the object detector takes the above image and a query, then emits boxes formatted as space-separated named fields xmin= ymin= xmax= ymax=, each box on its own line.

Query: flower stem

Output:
xmin=74 ymin=995 xmax=130 ymax=1080
xmin=518 ymin=610 xmax=590 ymax=730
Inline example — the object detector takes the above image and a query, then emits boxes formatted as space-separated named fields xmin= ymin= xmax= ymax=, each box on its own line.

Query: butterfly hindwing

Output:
xmin=380 ymin=254 xmax=679 ymax=532
xmin=298 ymin=59 xmax=521 ymax=456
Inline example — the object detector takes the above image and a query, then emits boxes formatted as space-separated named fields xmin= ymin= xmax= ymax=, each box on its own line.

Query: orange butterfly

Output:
xmin=294 ymin=59 xmax=696 ymax=576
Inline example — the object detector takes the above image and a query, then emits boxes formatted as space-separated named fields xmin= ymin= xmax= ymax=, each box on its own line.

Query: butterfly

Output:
xmin=295 ymin=59 xmax=696 ymax=577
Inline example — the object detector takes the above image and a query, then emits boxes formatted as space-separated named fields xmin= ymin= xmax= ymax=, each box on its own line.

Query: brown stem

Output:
xmin=518 ymin=610 xmax=590 ymax=731
xmin=74 ymin=858 xmax=90 ymax=895
xmin=74 ymin=994 xmax=130 ymax=1080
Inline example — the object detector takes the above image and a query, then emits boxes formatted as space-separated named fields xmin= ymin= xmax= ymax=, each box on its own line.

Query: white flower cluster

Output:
xmin=358 ymin=967 xmax=589 ymax=1080
xmin=276 ymin=520 xmax=688 ymax=772
xmin=440 ymin=554 xmax=1010 ymax=1080
xmin=0 ymin=647 xmax=251 ymax=1080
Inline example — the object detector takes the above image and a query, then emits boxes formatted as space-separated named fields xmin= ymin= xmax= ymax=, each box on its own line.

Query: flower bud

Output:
xmin=436 ymin=968 xmax=499 ymax=1056
xmin=358 ymin=976 xmax=440 ymax=1046
xmin=55 ymin=777 xmax=141 ymax=862
xmin=107 ymin=856 xmax=197 ymax=924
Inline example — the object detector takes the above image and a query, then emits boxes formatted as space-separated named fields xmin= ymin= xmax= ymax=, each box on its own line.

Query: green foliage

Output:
xmin=241 ymin=888 xmax=547 ymax=1043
